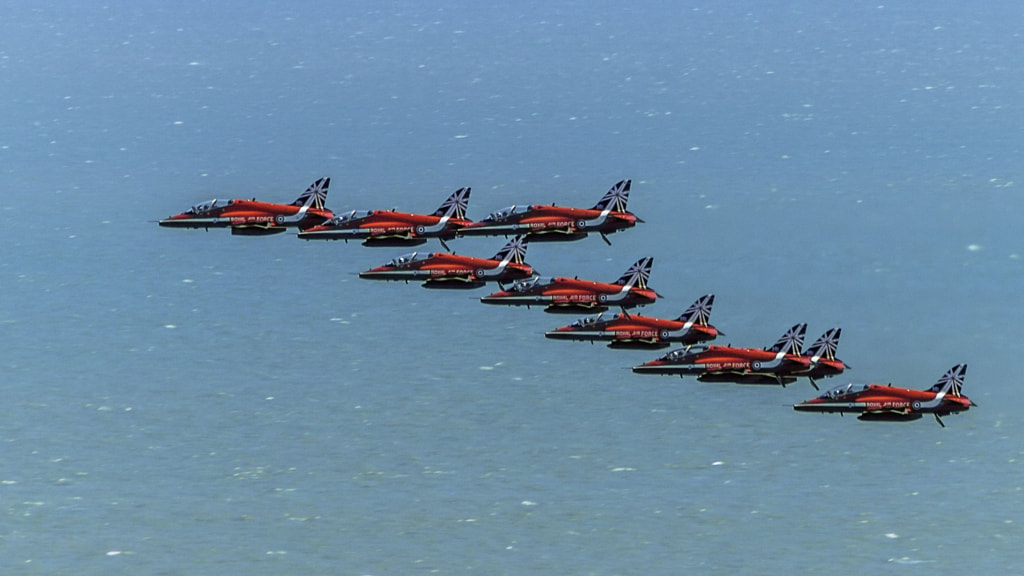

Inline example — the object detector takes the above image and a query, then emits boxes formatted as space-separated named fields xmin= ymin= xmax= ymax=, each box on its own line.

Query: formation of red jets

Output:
xmin=160 ymin=178 xmax=975 ymax=426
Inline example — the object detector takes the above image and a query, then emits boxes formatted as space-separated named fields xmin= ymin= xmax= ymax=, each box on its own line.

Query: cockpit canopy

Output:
xmin=327 ymin=210 xmax=372 ymax=225
xmin=662 ymin=345 xmax=709 ymax=362
xmin=486 ymin=205 xmax=530 ymax=222
xmin=509 ymin=275 xmax=550 ymax=292
xmin=188 ymin=199 xmax=233 ymax=214
xmin=570 ymin=313 xmax=604 ymax=328
xmin=387 ymin=252 xmax=433 ymax=267
xmin=819 ymin=382 xmax=870 ymax=400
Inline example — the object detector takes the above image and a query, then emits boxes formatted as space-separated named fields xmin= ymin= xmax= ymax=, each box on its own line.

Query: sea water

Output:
xmin=2 ymin=2 xmax=1022 ymax=574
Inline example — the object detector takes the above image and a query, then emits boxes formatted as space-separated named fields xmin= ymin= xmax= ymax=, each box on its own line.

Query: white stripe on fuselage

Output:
xmin=419 ymin=214 xmax=451 ymax=235
xmin=554 ymin=330 xmax=616 ymax=340
xmin=361 ymin=269 xmax=431 ymax=281
xmin=633 ymin=363 xmax=705 ymax=375
xmin=603 ymin=284 xmax=632 ymax=303
xmin=797 ymin=401 xmax=869 ymax=412
xmin=755 ymin=350 xmax=787 ymax=370
xmin=578 ymin=208 xmax=612 ymax=229
xmin=478 ymin=255 xmax=512 ymax=279
xmin=164 ymin=217 xmax=228 ymax=227
xmin=481 ymin=294 xmax=550 ymax=305
xmin=277 ymin=204 xmax=310 ymax=225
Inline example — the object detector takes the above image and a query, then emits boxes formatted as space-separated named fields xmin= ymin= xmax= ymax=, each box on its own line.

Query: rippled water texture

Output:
xmin=2 ymin=2 xmax=1022 ymax=574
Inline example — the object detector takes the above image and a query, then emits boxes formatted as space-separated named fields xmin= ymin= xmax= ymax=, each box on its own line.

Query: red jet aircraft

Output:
xmin=632 ymin=325 xmax=847 ymax=388
xmin=358 ymin=236 xmax=534 ymax=289
xmin=788 ymin=328 xmax=848 ymax=388
xmin=690 ymin=327 xmax=847 ymax=389
xmin=479 ymin=257 xmax=659 ymax=314
xmin=457 ymin=180 xmax=640 ymax=245
xmin=158 ymin=178 xmax=332 ymax=235
xmin=544 ymin=294 xmax=720 ymax=349
xmin=793 ymin=364 xmax=974 ymax=427
xmin=297 ymin=187 xmax=471 ymax=248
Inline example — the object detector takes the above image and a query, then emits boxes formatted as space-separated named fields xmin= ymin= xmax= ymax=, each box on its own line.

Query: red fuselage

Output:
xmin=546 ymin=313 xmax=719 ymax=349
xmin=159 ymin=199 xmax=333 ymax=234
xmin=298 ymin=210 xmax=472 ymax=245
xmin=634 ymin=345 xmax=803 ymax=373
xmin=481 ymin=277 xmax=658 ymax=313
xmin=459 ymin=205 xmax=638 ymax=241
xmin=794 ymin=383 xmax=973 ymax=420
xmin=359 ymin=251 xmax=534 ymax=288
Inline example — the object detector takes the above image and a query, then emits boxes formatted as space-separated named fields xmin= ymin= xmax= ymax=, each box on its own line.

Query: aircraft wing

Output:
xmin=229 ymin=222 xmax=288 ymax=236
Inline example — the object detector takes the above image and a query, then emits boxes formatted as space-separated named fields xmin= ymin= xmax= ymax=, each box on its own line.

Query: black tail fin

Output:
xmin=492 ymin=235 xmax=528 ymax=264
xmin=591 ymin=180 xmax=631 ymax=212
xmin=613 ymin=257 xmax=653 ymax=289
xmin=433 ymin=187 xmax=471 ymax=219
xmin=676 ymin=294 xmax=714 ymax=326
xmin=927 ymin=364 xmax=968 ymax=397
xmin=803 ymin=328 xmax=841 ymax=361
xmin=766 ymin=324 xmax=807 ymax=354
xmin=292 ymin=177 xmax=330 ymax=209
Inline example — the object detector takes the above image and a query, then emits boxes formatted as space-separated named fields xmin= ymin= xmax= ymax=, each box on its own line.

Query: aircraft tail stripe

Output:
xmin=767 ymin=323 xmax=807 ymax=354
xmin=614 ymin=257 xmax=653 ymax=289
xmin=433 ymin=187 xmax=471 ymax=219
xmin=677 ymin=294 xmax=714 ymax=325
xmin=292 ymin=177 xmax=330 ymax=210
xmin=591 ymin=180 xmax=631 ymax=212
xmin=928 ymin=364 xmax=967 ymax=396
xmin=804 ymin=328 xmax=841 ymax=360
xmin=492 ymin=235 xmax=528 ymax=264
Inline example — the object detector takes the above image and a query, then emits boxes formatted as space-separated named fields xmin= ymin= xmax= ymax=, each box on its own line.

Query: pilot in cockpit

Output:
xmin=190 ymin=199 xmax=222 ymax=214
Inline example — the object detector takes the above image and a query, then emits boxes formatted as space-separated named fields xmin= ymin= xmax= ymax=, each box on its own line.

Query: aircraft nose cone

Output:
xmin=157 ymin=216 xmax=193 ymax=228
xmin=792 ymin=396 xmax=826 ymax=411
xmin=358 ymin=268 xmax=389 ymax=280
xmin=631 ymin=362 xmax=663 ymax=374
